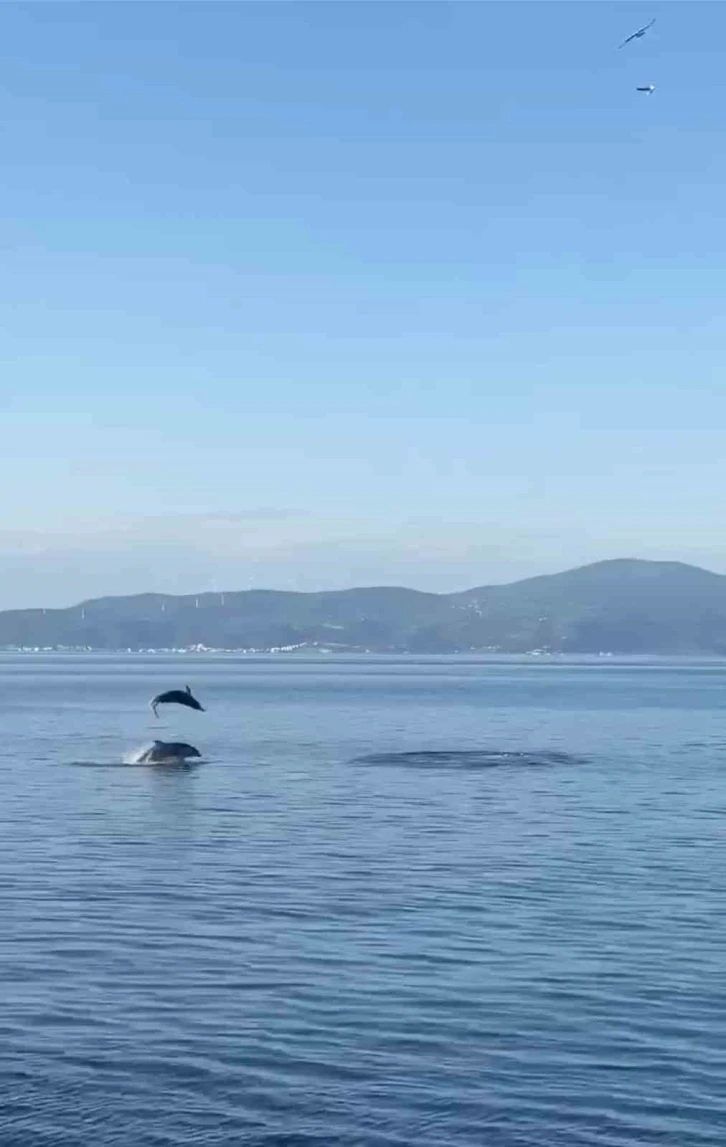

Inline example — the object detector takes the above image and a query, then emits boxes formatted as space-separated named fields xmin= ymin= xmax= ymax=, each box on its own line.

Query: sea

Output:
xmin=1 ymin=653 xmax=725 ymax=1147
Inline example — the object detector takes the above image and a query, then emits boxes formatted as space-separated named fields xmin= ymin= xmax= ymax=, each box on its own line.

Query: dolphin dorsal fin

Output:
xmin=186 ymin=685 xmax=192 ymax=694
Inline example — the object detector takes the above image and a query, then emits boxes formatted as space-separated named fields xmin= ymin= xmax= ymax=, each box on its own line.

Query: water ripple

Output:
xmin=0 ymin=656 xmax=725 ymax=1145
xmin=352 ymin=749 xmax=587 ymax=770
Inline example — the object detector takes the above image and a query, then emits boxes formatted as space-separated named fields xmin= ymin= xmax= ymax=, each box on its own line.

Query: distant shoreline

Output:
xmin=3 ymin=648 xmax=726 ymax=664
xmin=4 ymin=560 xmax=726 ymax=655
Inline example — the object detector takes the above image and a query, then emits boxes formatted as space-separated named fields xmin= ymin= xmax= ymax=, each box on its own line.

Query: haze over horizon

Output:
xmin=3 ymin=2 xmax=722 ymax=610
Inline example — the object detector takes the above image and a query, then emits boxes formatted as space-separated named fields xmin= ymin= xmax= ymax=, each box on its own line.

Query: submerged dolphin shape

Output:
xmin=137 ymin=740 xmax=202 ymax=764
xmin=150 ymin=685 xmax=205 ymax=718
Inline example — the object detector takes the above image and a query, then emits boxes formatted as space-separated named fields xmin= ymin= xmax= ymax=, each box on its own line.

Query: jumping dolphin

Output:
xmin=618 ymin=18 xmax=656 ymax=49
xmin=150 ymin=685 xmax=204 ymax=718
xmin=636 ymin=84 xmax=655 ymax=94
xmin=137 ymin=740 xmax=202 ymax=764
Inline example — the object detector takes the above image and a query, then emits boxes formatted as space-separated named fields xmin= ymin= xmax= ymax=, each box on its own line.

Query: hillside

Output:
xmin=3 ymin=559 xmax=726 ymax=654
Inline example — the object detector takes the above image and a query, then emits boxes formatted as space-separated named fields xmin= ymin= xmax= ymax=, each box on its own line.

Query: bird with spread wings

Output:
xmin=618 ymin=18 xmax=656 ymax=49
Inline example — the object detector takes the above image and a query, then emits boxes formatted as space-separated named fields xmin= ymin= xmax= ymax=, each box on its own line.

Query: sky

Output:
xmin=2 ymin=0 xmax=725 ymax=608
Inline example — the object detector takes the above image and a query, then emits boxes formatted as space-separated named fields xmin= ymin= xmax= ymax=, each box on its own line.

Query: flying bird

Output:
xmin=636 ymin=84 xmax=655 ymax=94
xmin=150 ymin=685 xmax=205 ymax=718
xmin=618 ymin=18 xmax=656 ymax=49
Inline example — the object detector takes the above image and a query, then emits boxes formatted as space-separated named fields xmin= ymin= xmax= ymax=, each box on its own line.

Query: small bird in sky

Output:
xmin=636 ymin=84 xmax=656 ymax=94
xmin=618 ymin=18 xmax=656 ymax=49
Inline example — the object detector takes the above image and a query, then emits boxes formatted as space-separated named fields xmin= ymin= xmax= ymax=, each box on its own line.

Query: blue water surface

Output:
xmin=0 ymin=654 xmax=724 ymax=1146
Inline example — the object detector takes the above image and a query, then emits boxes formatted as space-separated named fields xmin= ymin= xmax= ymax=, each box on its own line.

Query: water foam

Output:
xmin=123 ymin=744 xmax=154 ymax=765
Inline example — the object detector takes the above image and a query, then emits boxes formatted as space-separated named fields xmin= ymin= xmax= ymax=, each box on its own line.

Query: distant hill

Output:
xmin=3 ymin=559 xmax=726 ymax=654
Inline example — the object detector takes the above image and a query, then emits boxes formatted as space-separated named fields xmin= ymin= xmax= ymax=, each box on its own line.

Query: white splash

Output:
xmin=123 ymin=745 xmax=152 ymax=765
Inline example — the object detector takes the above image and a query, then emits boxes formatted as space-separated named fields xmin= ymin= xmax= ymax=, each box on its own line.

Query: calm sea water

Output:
xmin=1 ymin=654 xmax=725 ymax=1147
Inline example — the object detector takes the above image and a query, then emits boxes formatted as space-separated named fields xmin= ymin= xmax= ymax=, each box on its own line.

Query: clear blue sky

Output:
xmin=2 ymin=1 xmax=724 ymax=607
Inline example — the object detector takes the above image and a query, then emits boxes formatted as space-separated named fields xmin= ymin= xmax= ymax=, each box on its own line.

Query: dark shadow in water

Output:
xmin=65 ymin=759 xmax=203 ymax=771
xmin=352 ymin=749 xmax=586 ymax=771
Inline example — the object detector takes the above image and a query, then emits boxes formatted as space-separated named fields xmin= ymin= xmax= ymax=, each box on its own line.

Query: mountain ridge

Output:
xmin=3 ymin=559 xmax=726 ymax=654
